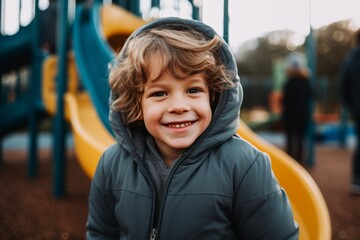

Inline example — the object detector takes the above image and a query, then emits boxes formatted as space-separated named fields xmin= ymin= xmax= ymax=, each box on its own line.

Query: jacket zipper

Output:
xmin=148 ymin=119 xmax=216 ymax=238
xmin=132 ymin=154 xmax=159 ymax=240
xmin=149 ymin=228 xmax=157 ymax=240
xmin=133 ymin=143 xmax=192 ymax=239
xmin=148 ymin=154 xmax=187 ymax=240
xmin=125 ymin=120 xmax=209 ymax=239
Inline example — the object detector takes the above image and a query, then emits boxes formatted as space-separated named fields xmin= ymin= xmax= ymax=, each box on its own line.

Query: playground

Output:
xmin=1 ymin=0 xmax=359 ymax=239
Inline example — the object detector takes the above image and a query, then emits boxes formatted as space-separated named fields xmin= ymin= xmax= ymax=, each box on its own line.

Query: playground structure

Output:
xmin=0 ymin=1 xmax=331 ymax=239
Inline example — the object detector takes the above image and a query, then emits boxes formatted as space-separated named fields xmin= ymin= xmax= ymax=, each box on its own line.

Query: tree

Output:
xmin=234 ymin=20 xmax=358 ymax=114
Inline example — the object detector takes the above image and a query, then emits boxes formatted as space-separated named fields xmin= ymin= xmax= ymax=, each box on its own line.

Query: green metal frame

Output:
xmin=53 ymin=0 xmax=74 ymax=197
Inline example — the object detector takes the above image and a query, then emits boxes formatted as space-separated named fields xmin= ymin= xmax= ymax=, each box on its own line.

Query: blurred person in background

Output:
xmin=281 ymin=56 xmax=313 ymax=164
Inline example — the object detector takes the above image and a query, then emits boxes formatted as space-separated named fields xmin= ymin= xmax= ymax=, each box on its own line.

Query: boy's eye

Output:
xmin=151 ymin=91 xmax=167 ymax=97
xmin=187 ymin=88 xmax=202 ymax=94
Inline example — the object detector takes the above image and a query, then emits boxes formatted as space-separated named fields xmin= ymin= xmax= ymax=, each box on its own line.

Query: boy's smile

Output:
xmin=141 ymin=56 xmax=212 ymax=165
xmin=164 ymin=121 xmax=195 ymax=129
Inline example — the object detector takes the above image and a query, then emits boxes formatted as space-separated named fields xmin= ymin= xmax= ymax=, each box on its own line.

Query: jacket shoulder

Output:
xmin=218 ymin=135 xmax=265 ymax=166
xmin=93 ymin=143 xmax=133 ymax=186
xmin=209 ymin=135 xmax=270 ymax=182
xmin=216 ymin=135 xmax=281 ymax=198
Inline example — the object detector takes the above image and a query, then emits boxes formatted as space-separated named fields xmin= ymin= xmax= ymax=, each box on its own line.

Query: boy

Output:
xmin=87 ymin=17 xmax=299 ymax=239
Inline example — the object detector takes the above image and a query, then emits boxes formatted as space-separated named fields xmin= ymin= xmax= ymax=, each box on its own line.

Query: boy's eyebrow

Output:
xmin=148 ymin=77 xmax=207 ymax=85
xmin=187 ymin=75 xmax=208 ymax=85
xmin=188 ymin=77 xmax=207 ymax=83
xmin=148 ymin=75 xmax=207 ymax=86
xmin=143 ymin=81 xmax=166 ymax=90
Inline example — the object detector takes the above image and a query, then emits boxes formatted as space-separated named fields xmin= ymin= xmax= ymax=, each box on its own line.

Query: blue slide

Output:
xmin=72 ymin=4 xmax=115 ymax=133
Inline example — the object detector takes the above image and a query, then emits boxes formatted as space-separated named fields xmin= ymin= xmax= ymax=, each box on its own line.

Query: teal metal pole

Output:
xmin=0 ymin=0 xmax=2 ymax=165
xmin=188 ymin=0 xmax=200 ymax=20
xmin=192 ymin=6 xmax=200 ymax=20
xmin=305 ymin=27 xmax=316 ymax=167
xmin=223 ymin=0 xmax=229 ymax=44
xmin=15 ymin=71 xmax=21 ymax=97
xmin=0 ymin=0 xmax=2 ymax=164
xmin=28 ymin=0 xmax=41 ymax=177
xmin=53 ymin=0 xmax=71 ymax=197
xmin=0 ymin=0 xmax=2 ymax=33
xmin=129 ymin=0 xmax=140 ymax=16
xmin=151 ymin=0 xmax=160 ymax=7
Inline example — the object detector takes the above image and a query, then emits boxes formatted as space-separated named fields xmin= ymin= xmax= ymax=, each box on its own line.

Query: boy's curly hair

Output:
xmin=109 ymin=27 xmax=234 ymax=125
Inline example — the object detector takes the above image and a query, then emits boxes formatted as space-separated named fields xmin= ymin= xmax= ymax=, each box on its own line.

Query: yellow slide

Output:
xmin=42 ymin=4 xmax=145 ymax=177
xmin=42 ymin=54 xmax=115 ymax=178
xmin=42 ymin=4 xmax=331 ymax=240
xmin=237 ymin=124 xmax=331 ymax=240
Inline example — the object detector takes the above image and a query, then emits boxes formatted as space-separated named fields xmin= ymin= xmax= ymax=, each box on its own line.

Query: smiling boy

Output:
xmin=141 ymin=52 xmax=212 ymax=165
xmin=86 ymin=17 xmax=299 ymax=240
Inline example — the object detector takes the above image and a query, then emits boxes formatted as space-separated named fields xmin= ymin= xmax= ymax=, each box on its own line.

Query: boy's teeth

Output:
xmin=168 ymin=122 xmax=192 ymax=128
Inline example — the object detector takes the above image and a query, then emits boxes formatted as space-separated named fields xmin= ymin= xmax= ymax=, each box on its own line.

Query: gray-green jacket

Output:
xmin=86 ymin=17 xmax=299 ymax=240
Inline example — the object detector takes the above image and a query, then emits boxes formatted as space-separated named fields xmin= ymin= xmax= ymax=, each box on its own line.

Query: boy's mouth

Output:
xmin=165 ymin=121 xmax=195 ymax=128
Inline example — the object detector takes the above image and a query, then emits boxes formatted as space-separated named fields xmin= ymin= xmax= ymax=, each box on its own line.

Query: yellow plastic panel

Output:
xmin=41 ymin=53 xmax=79 ymax=119
xmin=101 ymin=4 xmax=147 ymax=39
xmin=65 ymin=93 xmax=115 ymax=178
xmin=42 ymin=54 xmax=114 ymax=178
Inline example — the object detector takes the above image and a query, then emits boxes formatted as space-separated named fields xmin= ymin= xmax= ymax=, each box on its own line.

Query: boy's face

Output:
xmin=141 ymin=57 xmax=212 ymax=163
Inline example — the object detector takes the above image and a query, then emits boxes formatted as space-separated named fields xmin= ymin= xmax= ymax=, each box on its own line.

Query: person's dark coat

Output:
xmin=282 ymin=71 xmax=312 ymax=133
xmin=86 ymin=17 xmax=299 ymax=240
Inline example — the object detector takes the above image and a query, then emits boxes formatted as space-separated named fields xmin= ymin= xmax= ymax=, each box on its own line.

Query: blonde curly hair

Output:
xmin=109 ymin=27 xmax=234 ymax=125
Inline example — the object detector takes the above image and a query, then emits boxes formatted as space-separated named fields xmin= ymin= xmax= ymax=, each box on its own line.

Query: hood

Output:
xmin=109 ymin=17 xmax=243 ymax=160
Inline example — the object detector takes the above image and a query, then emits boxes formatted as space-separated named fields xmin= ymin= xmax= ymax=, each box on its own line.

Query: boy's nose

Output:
xmin=167 ymin=97 xmax=190 ymax=114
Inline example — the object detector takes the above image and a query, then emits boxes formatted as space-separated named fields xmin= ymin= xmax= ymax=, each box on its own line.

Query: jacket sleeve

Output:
xmin=86 ymin=152 xmax=119 ymax=240
xmin=233 ymin=152 xmax=299 ymax=239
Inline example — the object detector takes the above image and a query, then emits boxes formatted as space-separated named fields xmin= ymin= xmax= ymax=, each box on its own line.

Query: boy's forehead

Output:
xmin=148 ymin=53 xmax=167 ymax=81
xmin=146 ymin=72 xmax=207 ymax=85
